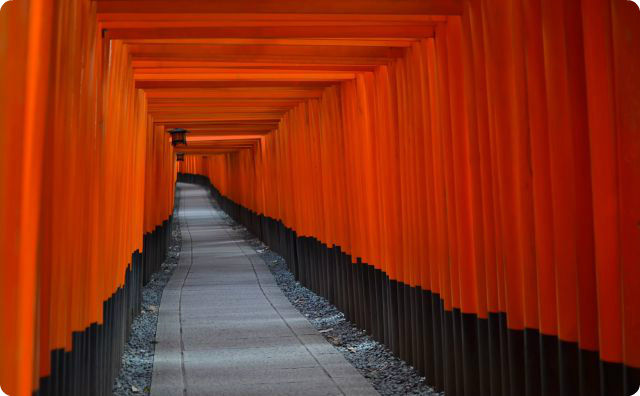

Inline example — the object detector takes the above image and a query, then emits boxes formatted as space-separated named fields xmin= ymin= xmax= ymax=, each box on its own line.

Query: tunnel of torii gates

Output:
xmin=0 ymin=0 xmax=640 ymax=395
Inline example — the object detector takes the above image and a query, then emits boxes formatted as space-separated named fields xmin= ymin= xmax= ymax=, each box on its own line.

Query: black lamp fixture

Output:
xmin=176 ymin=152 xmax=185 ymax=162
xmin=168 ymin=128 xmax=189 ymax=146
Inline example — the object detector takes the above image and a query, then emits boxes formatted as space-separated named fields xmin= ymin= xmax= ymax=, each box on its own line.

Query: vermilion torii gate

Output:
xmin=0 ymin=0 xmax=639 ymax=395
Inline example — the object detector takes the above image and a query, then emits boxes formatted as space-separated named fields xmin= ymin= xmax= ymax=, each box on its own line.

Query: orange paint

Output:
xmin=1 ymin=0 xmax=640 ymax=394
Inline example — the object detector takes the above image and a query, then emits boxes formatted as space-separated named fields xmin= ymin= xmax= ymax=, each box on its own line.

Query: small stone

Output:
xmin=132 ymin=385 xmax=140 ymax=393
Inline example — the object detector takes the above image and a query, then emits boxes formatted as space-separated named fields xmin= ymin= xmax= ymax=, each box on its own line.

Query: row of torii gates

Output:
xmin=0 ymin=0 xmax=639 ymax=395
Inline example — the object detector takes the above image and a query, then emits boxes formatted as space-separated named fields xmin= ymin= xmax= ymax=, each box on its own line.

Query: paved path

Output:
xmin=151 ymin=182 xmax=378 ymax=396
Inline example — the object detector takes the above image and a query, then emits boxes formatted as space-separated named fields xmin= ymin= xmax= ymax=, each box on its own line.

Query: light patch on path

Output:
xmin=150 ymin=182 xmax=377 ymax=396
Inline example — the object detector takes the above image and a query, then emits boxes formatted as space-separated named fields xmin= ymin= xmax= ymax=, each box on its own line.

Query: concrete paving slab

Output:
xmin=188 ymin=381 xmax=345 ymax=396
xmin=151 ymin=182 xmax=378 ymax=396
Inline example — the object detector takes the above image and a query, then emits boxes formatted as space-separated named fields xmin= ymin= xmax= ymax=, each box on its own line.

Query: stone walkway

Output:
xmin=151 ymin=182 xmax=378 ymax=396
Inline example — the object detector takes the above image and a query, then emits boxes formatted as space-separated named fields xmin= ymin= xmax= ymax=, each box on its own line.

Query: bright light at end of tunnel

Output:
xmin=0 ymin=0 xmax=13 ymax=12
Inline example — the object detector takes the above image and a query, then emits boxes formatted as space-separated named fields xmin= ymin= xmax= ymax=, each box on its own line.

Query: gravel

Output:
xmin=112 ymin=209 xmax=182 ymax=396
xmin=220 ymin=215 xmax=443 ymax=396
xmin=112 ymin=189 xmax=441 ymax=396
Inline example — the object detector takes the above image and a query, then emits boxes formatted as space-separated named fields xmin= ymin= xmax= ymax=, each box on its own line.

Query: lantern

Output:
xmin=176 ymin=152 xmax=185 ymax=162
xmin=168 ymin=128 xmax=189 ymax=146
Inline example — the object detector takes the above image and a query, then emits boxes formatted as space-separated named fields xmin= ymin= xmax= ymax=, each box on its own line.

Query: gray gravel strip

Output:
xmin=113 ymin=209 xmax=182 ymax=396
xmin=217 ymin=216 xmax=442 ymax=396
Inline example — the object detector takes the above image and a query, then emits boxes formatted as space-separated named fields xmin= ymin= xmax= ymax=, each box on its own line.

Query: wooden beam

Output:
xmin=124 ymin=38 xmax=418 ymax=47
xmin=104 ymin=25 xmax=435 ymax=39
xmin=134 ymin=61 xmax=378 ymax=72
xmin=149 ymin=106 xmax=293 ymax=113
xmin=134 ymin=69 xmax=357 ymax=82
xmin=187 ymin=134 xmax=266 ymax=141
xmin=99 ymin=13 xmax=448 ymax=23
xmin=154 ymin=113 xmax=283 ymax=122
xmin=136 ymin=81 xmax=336 ymax=88
xmin=96 ymin=0 xmax=463 ymax=15
xmin=144 ymin=87 xmax=325 ymax=99
xmin=147 ymin=99 xmax=307 ymax=106
xmin=126 ymin=44 xmax=405 ymax=60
